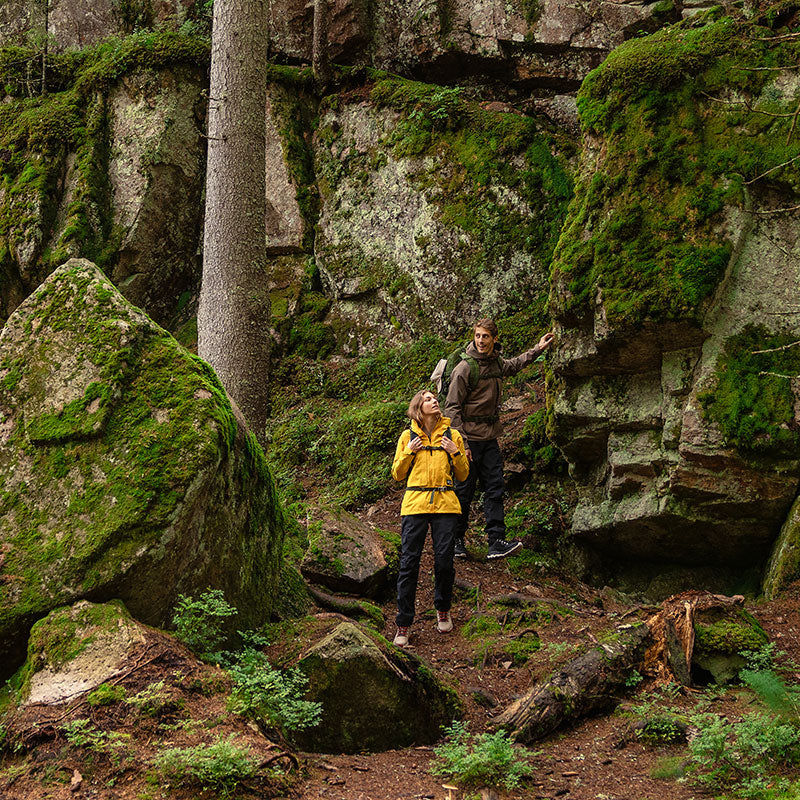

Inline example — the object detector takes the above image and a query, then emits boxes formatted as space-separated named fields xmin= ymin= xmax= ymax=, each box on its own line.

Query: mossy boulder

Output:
xmin=300 ymin=508 xmax=399 ymax=599
xmin=0 ymin=259 xmax=285 ymax=679
xmin=290 ymin=620 xmax=460 ymax=753
xmin=16 ymin=600 xmax=144 ymax=706
xmin=549 ymin=18 xmax=800 ymax=595
xmin=763 ymin=494 xmax=800 ymax=600
xmin=312 ymin=80 xmax=572 ymax=350
xmin=692 ymin=606 xmax=768 ymax=684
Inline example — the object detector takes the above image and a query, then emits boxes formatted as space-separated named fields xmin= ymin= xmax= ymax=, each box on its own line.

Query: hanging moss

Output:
xmin=699 ymin=326 xmax=800 ymax=456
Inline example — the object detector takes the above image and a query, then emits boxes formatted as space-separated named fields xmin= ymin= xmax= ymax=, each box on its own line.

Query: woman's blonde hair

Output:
xmin=407 ymin=389 xmax=440 ymax=427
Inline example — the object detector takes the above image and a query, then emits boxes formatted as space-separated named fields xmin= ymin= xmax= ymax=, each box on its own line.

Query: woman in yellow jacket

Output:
xmin=391 ymin=389 xmax=469 ymax=647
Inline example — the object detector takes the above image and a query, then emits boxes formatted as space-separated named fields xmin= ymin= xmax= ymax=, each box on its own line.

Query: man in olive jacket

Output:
xmin=445 ymin=318 xmax=555 ymax=559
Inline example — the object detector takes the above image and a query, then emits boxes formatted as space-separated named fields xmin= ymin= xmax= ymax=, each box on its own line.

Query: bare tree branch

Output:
xmin=787 ymin=99 xmax=800 ymax=145
xmin=748 ymin=204 xmax=800 ymax=215
xmin=750 ymin=32 xmax=800 ymax=41
xmin=759 ymin=371 xmax=800 ymax=379
xmin=737 ymin=65 xmax=800 ymax=71
xmin=744 ymin=153 xmax=800 ymax=184
xmin=700 ymin=91 xmax=796 ymax=118
xmin=752 ymin=340 xmax=800 ymax=355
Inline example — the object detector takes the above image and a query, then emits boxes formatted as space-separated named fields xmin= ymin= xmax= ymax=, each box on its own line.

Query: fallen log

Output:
xmin=490 ymin=622 xmax=652 ymax=744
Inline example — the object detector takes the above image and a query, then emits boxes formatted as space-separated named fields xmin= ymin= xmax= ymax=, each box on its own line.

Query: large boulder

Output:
xmin=548 ymin=20 xmax=800 ymax=597
xmin=300 ymin=508 xmax=399 ymax=600
xmin=313 ymin=83 xmax=572 ymax=350
xmin=0 ymin=259 xmax=285 ymax=679
xmin=290 ymin=619 xmax=460 ymax=753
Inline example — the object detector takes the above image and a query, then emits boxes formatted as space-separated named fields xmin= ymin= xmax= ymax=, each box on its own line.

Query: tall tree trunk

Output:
xmin=199 ymin=0 xmax=270 ymax=443
xmin=312 ymin=0 xmax=331 ymax=89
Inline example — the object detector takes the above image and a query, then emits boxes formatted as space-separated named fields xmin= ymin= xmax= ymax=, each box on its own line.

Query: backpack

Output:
xmin=430 ymin=344 xmax=502 ymax=408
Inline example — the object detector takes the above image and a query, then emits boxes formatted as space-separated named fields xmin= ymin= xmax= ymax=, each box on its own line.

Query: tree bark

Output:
xmin=312 ymin=0 xmax=331 ymax=89
xmin=198 ymin=0 xmax=270 ymax=444
xmin=490 ymin=623 xmax=652 ymax=743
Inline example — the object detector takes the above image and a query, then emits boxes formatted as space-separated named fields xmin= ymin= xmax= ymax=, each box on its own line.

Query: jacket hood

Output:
xmin=410 ymin=415 xmax=453 ymax=437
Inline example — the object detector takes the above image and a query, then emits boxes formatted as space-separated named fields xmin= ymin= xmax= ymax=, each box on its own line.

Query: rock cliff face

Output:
xmin=0 ymin=260 xmax=284 ymax=679
xmin=549 ymin=19 xmax=800 ymax=596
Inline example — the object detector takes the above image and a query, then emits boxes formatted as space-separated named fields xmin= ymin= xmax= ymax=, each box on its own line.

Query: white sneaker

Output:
xmin=393 ymin=626 xmax=410 ymax=647
xmin=436 ymin=611 xmax=453 ymax=633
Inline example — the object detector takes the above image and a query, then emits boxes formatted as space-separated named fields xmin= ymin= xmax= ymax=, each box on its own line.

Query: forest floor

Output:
xmin=3 ymin=386 xmax=800 ymax=800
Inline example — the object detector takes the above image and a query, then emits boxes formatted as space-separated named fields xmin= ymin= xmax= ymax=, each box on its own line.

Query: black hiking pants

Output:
xmin=395 ymin=513 xmax=457 ymax=627
xmin=454 ymin=438 xmax=505 ymax=545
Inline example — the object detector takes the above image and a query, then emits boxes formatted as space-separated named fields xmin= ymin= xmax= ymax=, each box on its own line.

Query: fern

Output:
xmin=741 ymin=670 xmax=800 ymax=724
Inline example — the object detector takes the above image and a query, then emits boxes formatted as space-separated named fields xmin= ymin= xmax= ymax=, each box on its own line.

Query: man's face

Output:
xmin=474 ymin=326 xmax=497 ymax=355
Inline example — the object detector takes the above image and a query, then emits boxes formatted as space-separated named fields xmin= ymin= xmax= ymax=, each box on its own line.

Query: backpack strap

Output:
xmin=405 ymin=425 xmax=456 ymax=503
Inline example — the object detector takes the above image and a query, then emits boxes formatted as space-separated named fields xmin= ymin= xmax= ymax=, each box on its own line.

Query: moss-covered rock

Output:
xmin=764 ymin=494 xmax=800 ymax=600
xmin=0 ymin=259 xmax=285 ymax=679
xmin=692 ymin=606 xmax=768 ymax=684
xmin=312 ymin=78 xmax=572 ymax=350
xmin=291 ymin=620 xmax=460 ymax=753
xmin=549 ymin=15 xmax=800 ymax=595
xmin=300 ymin=507 xmax=399 ymax=599
xmin=15 ymin=599 xmax=144 ymax=706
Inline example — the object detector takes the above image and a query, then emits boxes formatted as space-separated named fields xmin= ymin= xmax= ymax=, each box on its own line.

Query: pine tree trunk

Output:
xmin=312 ymin=0 xmax=331 ymax=89
xmin=199 ymin=0 xmax=270 ymax=443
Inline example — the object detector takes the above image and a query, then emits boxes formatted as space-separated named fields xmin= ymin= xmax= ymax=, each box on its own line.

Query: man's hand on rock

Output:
xmin=538 ymin=331 xmax=555 ymax=350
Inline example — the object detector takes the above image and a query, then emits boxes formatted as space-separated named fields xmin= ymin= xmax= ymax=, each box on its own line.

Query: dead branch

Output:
xmin=744 ymin=153 xmax=800 ymax=184
xmin=748 ymin=204 xmax=800 ymax=215
xmin=700 ymin=91 xmax=797 ymax=118
xmin=737 ymin=65 xmax=800 ymax=71
xmin=752 ymin=340 xmax=800 ymax=354
xmin=759 ymin=370 xmax=799 ymax=379
xmin=750 ymin=32 xmax=800 ymax=41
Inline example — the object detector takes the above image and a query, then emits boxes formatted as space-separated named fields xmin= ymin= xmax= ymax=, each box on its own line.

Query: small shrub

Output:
xmin=171 ymin=589 xmax=237 ymax=659
xmin=225 ymin=646 xmax=321 ymax=734
xmin=153 ymin=734 xmax=258 ymax=798
xmin=61 ymin=719 xmax=131 ymax=763
xmin=125 ymin=680 xmax=184 ymax=718
xmin=87 ymin=683 xmax=126 ymax=706
xmin=432 ymin=721 xmax=533 ymax=790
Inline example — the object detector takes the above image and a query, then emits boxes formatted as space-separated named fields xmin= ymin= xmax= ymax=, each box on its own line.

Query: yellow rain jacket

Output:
xmin=391 ymin=416 xmax=469 ymax=515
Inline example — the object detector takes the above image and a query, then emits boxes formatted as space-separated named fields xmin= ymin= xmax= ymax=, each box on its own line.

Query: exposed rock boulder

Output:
xmin=18 ymin=600 xmax=144 ymax=706
xmin=107 ymin=66 xmax=206 ymax=325
xmin=265 ymin=0 xmax=677 ymax=91
xmin=291 ymin=619 xmax=460 ymax=753
xmin=0 ymin=0 xmax=197 ymax=50
xmin=0 ymin=259 xmax=284 ymax=679
xmin=764 ymin=495 xmax=800 ymax=600
xmin=549 ymin=20 xmax=800 ymax=596
xmin=300 ymin=508 xmax=399 ymax=599
xmin=313 ymin=86 xmax=572 ymax=349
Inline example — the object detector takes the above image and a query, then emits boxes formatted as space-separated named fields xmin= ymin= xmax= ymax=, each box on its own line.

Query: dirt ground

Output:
xmin=3 ymin=387 xmax=800 ymax=800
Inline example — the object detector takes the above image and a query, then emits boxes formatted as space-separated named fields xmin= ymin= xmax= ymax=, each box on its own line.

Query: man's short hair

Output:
xmin=474 ymin=318 xmax=498 ymax=337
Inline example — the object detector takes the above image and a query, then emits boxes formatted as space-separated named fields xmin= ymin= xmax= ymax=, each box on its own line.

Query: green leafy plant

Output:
xmin=225 ymin=643 xmax=321 ymax=734
xmin=61 ymin=719 xmax=131 ymax=764
xmin=153 ymin=734 xmax=258 ymax=798
xmin=124 ymin=680 xmax=184 ymax=718
xmin=432 ymin=721 xmax=533 ymax=790
xmin=688 ymin=710 xmax=800 ymax=794
xmin=171 ymin=589 xmax=237 ymax=659
xmin=740 ymin=669 xmax=800 ymax=724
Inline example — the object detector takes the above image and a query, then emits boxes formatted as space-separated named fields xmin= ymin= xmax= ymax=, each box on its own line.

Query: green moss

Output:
xmin=553 ymin=16 xmax=800 ymax=327
xmin=0 ymin=268 xmax=283 ymax=655
xmin=0 ymin=30 xmax=209 ymax=318
xmin=694 ymin=612 xmax=768 ymax=655
xmin=700 ymin=326 xmax=800 ymax=456
xmin=87 ymin=682 xmax=127 ymax=706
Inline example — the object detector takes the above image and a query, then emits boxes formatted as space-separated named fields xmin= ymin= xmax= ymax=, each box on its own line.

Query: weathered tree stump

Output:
xmin=490 ymin=623 xmax=652 ymax=743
